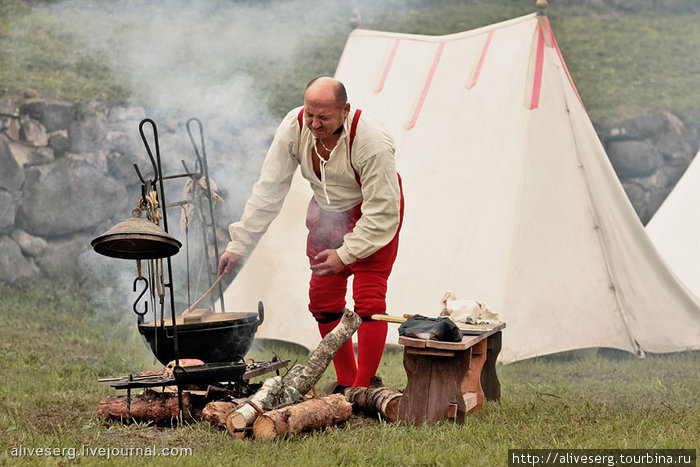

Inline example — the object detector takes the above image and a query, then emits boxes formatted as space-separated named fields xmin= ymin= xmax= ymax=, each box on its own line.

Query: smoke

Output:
xmin=38 ymin=0 xmax=354 ymax=118
xmin=9 ymin=0 xmax=369 ymax=336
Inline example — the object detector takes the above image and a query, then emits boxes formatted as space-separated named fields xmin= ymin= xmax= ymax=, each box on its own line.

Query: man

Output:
xmin=218 ymin=76 xmax=404 ymax=389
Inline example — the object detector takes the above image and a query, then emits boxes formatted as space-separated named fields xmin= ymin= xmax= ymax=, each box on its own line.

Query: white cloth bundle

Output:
xmin=439 ymin=291 xmax=501 ymax=325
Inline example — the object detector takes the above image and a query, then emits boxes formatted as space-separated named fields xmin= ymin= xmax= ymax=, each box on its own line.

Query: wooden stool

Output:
xmin=397 ymin=324 xmax=504 ymax=425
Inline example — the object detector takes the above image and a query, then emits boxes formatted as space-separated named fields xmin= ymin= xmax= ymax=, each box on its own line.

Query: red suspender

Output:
xmin=298 ymin=108 xmax=362 ymax=186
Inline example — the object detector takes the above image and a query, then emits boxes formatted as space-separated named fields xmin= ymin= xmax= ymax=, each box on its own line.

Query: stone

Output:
xmin=621 ymin=181 xmax=649 ymax=221
xmin=68 ymin=106 xmax=107 ymax=153
xmin=48 ymin=130 xmax=70 ymax=158
xmin=0 ymin=97 xmax=21 ymax=117
xmin=0 ymin=191 xmax=16 ymax=234
xmin=0 ymin=236 xmax=40 ymax=282
xmin=29 ymin=147 xmax=55 ymax=166
xmin=20 ymin=98 xmax=75 ymax=132
xmin=646 ymin=187 xmax=673 ymax=222
xmin=2 ymin=116 xmax=21 ymax=141
xmin=606 ymin=140 xmax=663 ymax=178
xmin=16 ymin=158 xmax=129 ymax=237
xmin=598 ymin=113 xmax=667 ymax=142
xmin=106 ymin=150 xmax=154 ymax=186
xmin=7 ymin=141 xmax=33 ymax=167
xmin=19 ymin=114 xmax=49 ymax=146
xmin=35 ymin=233 xmax=92 ymax=278
xmin=0 ymin=135 xmax=25 ymax=192
xmin=10 ymin=228 xmax=48 ymax=257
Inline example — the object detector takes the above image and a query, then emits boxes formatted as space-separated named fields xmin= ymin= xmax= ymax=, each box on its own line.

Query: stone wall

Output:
xmin=0 ymin=96 xmax=272 ymax=284
xmin=0 ymin=95 xmax=697 ymax=283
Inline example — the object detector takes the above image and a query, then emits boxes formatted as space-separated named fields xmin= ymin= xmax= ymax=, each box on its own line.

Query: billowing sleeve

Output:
xmin=336 ymin=140 xmax=401 ymax=264
xmin=225 ymin=112 xmax=300 ymax=257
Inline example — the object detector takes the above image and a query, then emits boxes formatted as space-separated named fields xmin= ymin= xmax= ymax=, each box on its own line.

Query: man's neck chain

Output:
xmin=318 ymin=137 xmax=333 ymax=152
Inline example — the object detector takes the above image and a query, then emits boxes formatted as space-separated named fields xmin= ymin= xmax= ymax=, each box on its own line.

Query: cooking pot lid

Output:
xmin=91 ymin=217 xmax=181 ymax=260
xmin=138 ymin=311 xmax=258 ymax=329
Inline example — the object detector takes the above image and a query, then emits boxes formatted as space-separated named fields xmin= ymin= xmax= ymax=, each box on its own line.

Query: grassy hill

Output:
xmin=1 ymin=0 xmax=699 ymax=126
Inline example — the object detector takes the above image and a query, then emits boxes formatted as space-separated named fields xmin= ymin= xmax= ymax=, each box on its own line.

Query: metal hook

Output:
xmin=186 ymin=117 xmax=205 ymax=175
xmin=139 ymin=118 xmax=160 ymax=183
xmin=132 ymin=277 xmax=149 ymax=316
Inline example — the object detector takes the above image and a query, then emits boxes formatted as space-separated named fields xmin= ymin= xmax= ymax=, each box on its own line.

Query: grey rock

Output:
xmin=20 ymin=98 xmax=75 ymax=132
xmin=7 ymin=141 xmax=33 ymax=167
xmin=0 ymin=135 xmax=24 ymax=192
xmin=48 ymin=130 xmax=70 ymax=158
xmin=17 ymin=158 xmax=128 ymax=237
xmin=0 ymin=236 xmax=40 ymax=282
xmin=0 ymin=191 xmax=16 ymax=234
xmin=599 ymin=114 xmax=667 ymax=142
xmin=607 ymin=140 xmax=663 ymax=178
xmin=29 ymin=147 xmax=55 ymax=166
xmin=35 ymin=233 xmax=92 ymax=278
xmin=19 ymin=114 xmax=49 ymax=146
xmin=2 ymin=116 xmax=21 ymax=141
xmin=10 ymin=229 xmax=48 ymax=257
xmin=69 ymin=107 xmax=107 ymax=153
xmin=0 ymin=97 xmax=21 ymax=117
xmin=646 ymin=186 xmax=673 ymax=223
xmin=655 ymin=164 xmax=687 ymax=189
xmin=7 ymin=141 xmax=54 ymax=167
xmin=621 ymin=181 xmax=650 ymax=221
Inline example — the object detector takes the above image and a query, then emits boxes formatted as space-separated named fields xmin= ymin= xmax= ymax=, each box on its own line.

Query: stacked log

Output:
xmin=225 ymin=309 xmax=362 ymax=435
xmin=253 ymin=394 xmax=352 ymax=439
xmin=344 ymin=384 xmax=402 ymax=423
xmin=97 ymin=390 xmax=191 ymax=422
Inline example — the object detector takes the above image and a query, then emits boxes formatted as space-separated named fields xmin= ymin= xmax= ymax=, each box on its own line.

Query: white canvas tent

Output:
xmin=222 ymin=12 xmax=700 ymax=362
xmin=646 ymin=149 xmax=700 ymax=299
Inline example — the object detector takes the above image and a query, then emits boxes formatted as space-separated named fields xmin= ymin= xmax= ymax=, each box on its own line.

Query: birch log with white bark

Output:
xmin=226 ymin=310 xmax=361 ymax=434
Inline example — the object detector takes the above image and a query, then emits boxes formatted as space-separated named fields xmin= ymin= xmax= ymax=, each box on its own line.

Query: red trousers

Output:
xmin=306 ymin=176 xmax=404 ymax=387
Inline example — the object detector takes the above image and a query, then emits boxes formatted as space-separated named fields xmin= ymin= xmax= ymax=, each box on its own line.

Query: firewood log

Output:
xmin=344 ymin=385 xmax=402 ymax=423
xmin=97 ymin=390 xmax=191 ymax=422
xmin=252 ymin=394 xmax=353 ymax=439
xmin=202 ymin=401 xmax=237 ymax=427
xmin=226 ymin=310 xmax=362 ymax=434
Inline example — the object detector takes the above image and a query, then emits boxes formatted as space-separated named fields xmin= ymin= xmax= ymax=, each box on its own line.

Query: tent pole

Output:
xmin=536 ymin=0 xmax=547 ymax=16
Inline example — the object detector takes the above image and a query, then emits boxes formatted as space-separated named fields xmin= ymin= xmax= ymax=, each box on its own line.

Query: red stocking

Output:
xmin=318 ymin=320 xmax=357 ymax=386
xmin=353 ymin=320 xmax=387 ymax=387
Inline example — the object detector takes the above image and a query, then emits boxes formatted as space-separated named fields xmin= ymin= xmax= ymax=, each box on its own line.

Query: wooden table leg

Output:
xmin=481 ymin=331 xmax=502 ymax=401
xmin=398 ymin=349 xmax=471 ymax=425
xmin=460 ymin=339 xmax=487 ymax=413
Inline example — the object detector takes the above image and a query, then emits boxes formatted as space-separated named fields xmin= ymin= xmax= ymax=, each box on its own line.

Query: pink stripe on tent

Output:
xmin=467 ymin=30 xmax=494 ymax=90
xmin=407 ymin=42 xmax=445 ymax=130
xmin=529 ymin=25 xmax=545 ymax=110
xmin=543 ymin=17 xmax=584 ymax=107
xmin=376 ymin=39 xmax=401 ymax=93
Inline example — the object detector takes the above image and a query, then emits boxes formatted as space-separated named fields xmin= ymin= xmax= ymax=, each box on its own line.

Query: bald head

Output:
xmin=303 ymin=77 xmax=351 ymax=141
xmin=305 ymin=77 xmax=347 ymax=109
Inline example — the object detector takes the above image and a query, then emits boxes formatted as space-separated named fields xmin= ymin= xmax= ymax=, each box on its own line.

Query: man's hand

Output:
xmin=218 ymin=251 xmax=242 ymax=276
xmin=310 ymin=249 xmax=346 ymax=276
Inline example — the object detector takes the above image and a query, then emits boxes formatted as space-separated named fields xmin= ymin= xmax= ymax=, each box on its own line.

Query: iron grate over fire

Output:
xmin=91 ymin=118 xmax=289 ymax=425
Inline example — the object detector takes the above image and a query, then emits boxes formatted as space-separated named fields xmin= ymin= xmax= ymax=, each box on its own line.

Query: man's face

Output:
xmin=304 ymin=90 xmax=350 ymax=141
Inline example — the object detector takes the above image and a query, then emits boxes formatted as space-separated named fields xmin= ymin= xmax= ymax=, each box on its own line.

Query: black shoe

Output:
xmin=323 ymin=380 xmax=350 ymax=396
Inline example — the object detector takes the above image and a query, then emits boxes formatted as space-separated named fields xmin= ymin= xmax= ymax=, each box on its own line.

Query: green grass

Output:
xmin=1 ymin=0 xmax=699 ymax=126
xmin=1 ymin=279 xmax=698 ymax=466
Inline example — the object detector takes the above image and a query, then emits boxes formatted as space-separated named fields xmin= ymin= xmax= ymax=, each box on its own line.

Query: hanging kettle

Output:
xmin=91 ymin=217 xmax=181 ymax=259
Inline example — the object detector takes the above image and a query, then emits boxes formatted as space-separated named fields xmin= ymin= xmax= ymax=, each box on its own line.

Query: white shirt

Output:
xmin=226 ymin=106 xmax=401 ymax=265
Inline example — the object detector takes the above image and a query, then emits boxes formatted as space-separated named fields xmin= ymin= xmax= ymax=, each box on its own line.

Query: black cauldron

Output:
xmin=138 ymin=303 xmax=264 ymax=365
